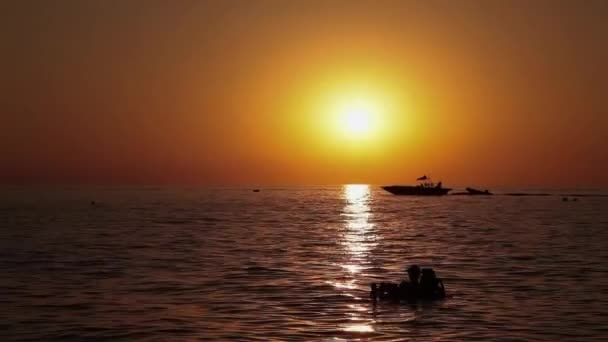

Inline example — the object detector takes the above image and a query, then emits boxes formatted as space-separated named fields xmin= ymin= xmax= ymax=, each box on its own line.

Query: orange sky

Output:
xmin=2 ymin=0 xmax=607 ymax=187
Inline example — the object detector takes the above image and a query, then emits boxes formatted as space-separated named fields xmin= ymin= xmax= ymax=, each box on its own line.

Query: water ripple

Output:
xmin=0 ymin=186 xmax=607 ymax=340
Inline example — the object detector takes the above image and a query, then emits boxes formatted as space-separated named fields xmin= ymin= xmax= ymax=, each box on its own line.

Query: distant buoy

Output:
xmin=90 ymin=201 xmax=96 ymax=205
xmin=562 ymin=197 xmax=568 ymax=202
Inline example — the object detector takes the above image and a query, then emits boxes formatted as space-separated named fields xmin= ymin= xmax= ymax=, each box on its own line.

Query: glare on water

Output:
xmin=338 ymin=184 xmax=376 ymax=334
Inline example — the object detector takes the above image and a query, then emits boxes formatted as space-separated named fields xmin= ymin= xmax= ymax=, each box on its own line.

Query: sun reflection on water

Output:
xmin=342 ymin=324 xmax=374 ymax=333
xmin=336 ymin=184 xmax=377 ymax=335
xmin=341 ymin=184 xmax=377 ymax=260
xmin=341 ymin=264 xmax=362 ymax=274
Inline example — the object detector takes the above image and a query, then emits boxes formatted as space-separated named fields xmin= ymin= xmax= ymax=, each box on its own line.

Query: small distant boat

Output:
xmin=252 ymin=189 xmax=260 ymax=192
xmin=382 ymin=175 xmax=451 ymax=196
xmin=465 ymin=187 xmax=492 ymax=195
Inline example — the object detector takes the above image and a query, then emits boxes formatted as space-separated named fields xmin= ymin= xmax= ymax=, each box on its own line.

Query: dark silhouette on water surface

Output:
xmin=383 ymin=174 xmax=606 ymax=197
xmin=505 ymin=192 xmax=552 ymax=196
xmin=452 ymin=187 xmax=493 ymax=195
xmin=370 ymin=265 xmax=446 ymax=302
xmin=382 ymin=176 xmax=451 ymax=196
xmin=420 ymin=268 xmax=445 ymax=299
xmin=378 ymin=176 xmax=604 ymax=197
xmin=502 ymin=193 xmax=603 ymax=197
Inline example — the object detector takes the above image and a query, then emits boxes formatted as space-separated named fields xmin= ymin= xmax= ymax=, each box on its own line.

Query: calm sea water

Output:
xmin=1 ymin=185 xmax=607 ymax=341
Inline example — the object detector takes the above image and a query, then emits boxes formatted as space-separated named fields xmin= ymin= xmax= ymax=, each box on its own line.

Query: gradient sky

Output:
xmin=2 ymin=0 xmax=607 ymax=187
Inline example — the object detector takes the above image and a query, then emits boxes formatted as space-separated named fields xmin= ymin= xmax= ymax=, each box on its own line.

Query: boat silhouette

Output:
xmin=465 ymin=187 xmax=492 ymax=195
xmin=382 ymin=175 xmax=451 ymax=196
xmin=453 ymin=187 xmax=493 ymax=195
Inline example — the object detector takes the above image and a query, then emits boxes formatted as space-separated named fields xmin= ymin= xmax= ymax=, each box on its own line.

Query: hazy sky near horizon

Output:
xmin=2 ymin=0 xmax=607 ymax=187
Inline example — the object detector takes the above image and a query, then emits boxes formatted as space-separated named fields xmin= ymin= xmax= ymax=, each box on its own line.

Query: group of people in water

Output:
xmin=370 ymin=265 xmax=446 ymax=302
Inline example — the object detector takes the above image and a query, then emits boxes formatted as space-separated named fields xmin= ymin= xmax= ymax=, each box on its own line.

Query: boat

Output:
xmin=382 ymin=175 xmax=451 ymax=196
xmin=465 ymin=187 xmax=492 ymax=195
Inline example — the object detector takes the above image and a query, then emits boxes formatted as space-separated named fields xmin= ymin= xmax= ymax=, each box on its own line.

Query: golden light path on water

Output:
xmin=337 ymin=184 xmax=378 ymax=334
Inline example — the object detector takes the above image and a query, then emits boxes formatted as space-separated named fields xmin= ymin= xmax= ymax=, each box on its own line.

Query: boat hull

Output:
xmin=465 ymin=187 xmax=492 ymax=195
xmin=382 ymin=185 xmax=451 ymax=196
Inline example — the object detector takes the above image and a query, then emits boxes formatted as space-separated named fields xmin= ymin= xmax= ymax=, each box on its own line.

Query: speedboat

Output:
xmin=465 ymin=187 xmax=492 ymax=195
xmin=382 ymin=175 xmax=451 ymax=196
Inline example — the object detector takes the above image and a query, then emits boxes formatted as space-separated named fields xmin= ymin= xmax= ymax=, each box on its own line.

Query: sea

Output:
xmin=1 ymin=185 xmax=607 ymax=341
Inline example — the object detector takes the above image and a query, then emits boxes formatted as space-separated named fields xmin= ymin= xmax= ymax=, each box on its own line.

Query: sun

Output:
xmin=337 ymin=99 xmax=378 ymax=138
xmin=343 ymin=106 xmax=371 ymax=135
xmin=315 ymin=82 xmax=398 ymax=146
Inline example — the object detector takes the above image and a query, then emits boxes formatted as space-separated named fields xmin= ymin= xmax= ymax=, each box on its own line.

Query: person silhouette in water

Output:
xmin=370 ymin=265 xmax=446 ymax=301
xmin=420 ymin=268 xmax=446 ymax=299
xmin=399 ymin=265 xmax=421 ymax=300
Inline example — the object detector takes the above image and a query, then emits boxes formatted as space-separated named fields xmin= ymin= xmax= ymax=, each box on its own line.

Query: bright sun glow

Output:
xmin=315 ymin=81 xmax=401 ymax=148
xmin=336 ymin=99 xmax=379 ymax=138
